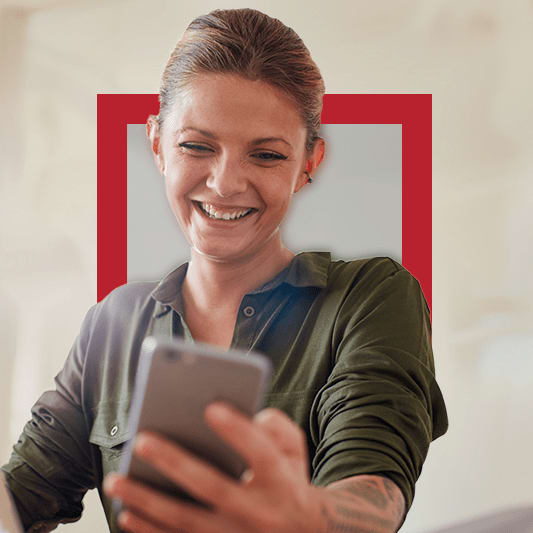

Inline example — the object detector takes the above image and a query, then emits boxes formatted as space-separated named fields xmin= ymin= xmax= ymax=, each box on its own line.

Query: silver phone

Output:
xmin=115 ymin=337 xmax=271 ymax=509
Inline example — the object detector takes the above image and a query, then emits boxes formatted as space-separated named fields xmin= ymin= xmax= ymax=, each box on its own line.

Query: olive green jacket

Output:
xmin=2 ymin=252 xmax=448 ymax=532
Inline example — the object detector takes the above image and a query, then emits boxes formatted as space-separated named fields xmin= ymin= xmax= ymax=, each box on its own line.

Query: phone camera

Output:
xmin=165 ymin=350 xmax=178 ymax=361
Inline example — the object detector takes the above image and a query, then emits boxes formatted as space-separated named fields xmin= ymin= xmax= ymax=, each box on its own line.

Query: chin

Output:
xmin=192 ymin=245 xmax=246 ymax=263
xmin=190 ymin=231 xmax=279 ymax=264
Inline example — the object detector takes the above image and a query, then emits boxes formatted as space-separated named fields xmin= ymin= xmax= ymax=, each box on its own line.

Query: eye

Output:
xmin=178 ymin=142 xmax=214 ymax=154
xmin=252 ymin=151 xmax=288 ymax=162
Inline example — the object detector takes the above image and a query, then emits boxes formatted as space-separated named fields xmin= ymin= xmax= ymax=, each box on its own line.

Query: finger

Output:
xmin=118 ymin=509 xmax=245 ymax=533
xmin=254 ymin=408 xmax=310 ymax=478
xmin=254 ymin=408 xmax=308 ymax=460
xmin=204 ymin=403 xmax=282 ymax=475
xmin=117 ymin=510 xmax=181 ymax=533
xmin=132 ymin=431 xmax=244 ymax=513
xmin=104 ymin=473 xmax=217 ymax=532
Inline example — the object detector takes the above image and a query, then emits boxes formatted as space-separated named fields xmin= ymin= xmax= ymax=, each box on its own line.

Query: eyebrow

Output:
xmin=250 ymin=137 xmax=292 ymax=148
xmin=175 ymin=128 xmax=292 ymax=148
xmin=175 ymin=127 xmax=217 ymax=139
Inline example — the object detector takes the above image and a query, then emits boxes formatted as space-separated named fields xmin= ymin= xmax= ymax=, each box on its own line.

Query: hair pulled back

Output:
xmin=158 ymin=8 xmax=325 ymax=151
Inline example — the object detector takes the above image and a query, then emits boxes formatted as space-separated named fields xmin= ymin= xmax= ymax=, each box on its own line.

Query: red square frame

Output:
xmin=97 ymin=94 xmax=432 ymax=308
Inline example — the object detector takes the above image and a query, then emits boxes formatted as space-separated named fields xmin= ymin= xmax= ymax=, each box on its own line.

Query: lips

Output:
xmin=193 ymin=200 xmax=258 ymax=221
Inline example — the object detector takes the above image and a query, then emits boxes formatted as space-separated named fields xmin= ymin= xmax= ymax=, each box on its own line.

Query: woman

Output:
xmin=1 ymin=8 xmax=447 ymax=533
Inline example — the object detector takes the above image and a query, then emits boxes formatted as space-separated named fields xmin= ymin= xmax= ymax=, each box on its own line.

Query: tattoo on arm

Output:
xmin=319 ymin=475 xmax=406 ymax=533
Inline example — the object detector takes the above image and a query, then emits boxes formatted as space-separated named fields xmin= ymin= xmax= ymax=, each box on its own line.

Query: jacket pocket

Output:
xmin=89 ymin=402 xmax=133 ymax=478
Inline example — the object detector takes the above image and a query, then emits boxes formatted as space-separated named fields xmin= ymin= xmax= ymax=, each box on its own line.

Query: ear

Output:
xmin=146 ymin=115 xmax=166 ymax=175
xmin=294 ymin=137 xmax=326 ymax=193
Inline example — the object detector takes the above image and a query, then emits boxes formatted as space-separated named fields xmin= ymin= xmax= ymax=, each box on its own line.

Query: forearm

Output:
xmin=316 ymin=475 xmax=406 ymax=533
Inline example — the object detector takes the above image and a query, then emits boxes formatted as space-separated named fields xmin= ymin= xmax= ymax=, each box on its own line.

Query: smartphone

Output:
xmin=114 ymin=337 xmax=271 ymax=509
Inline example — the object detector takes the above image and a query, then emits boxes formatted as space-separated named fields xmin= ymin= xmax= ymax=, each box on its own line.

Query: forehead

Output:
xmin=164 ymin=74 xmax=306 ymax=145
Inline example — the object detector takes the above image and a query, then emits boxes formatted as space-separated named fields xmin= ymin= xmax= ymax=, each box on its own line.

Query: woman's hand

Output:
xmin=103 ymin=404 xmax=324 ymax=533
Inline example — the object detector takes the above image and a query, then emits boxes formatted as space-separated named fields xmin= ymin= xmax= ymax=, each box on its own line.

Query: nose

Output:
xmin=205 ymin=153 xmax=248 ymax=198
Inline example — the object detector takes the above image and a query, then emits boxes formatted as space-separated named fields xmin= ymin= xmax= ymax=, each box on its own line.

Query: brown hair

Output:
xmin=158 ymin=8 xmax=325 ymax=151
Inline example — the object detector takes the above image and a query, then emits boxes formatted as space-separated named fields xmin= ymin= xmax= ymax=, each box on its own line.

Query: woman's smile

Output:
xmin=192 ymin=201 xmax=259 ymax=222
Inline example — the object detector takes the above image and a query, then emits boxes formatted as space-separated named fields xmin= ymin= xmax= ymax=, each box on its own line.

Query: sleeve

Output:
xmin=1 ymin=306 xmax=99 ymax=532
xmin=310 ymin=259 xmax=448 ymax=511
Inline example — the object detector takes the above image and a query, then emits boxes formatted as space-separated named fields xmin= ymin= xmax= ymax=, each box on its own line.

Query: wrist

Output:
xmin=307 ymin=485 xmax=331 ymax=533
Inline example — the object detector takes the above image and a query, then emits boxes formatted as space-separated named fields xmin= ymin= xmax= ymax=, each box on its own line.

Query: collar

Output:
xmin=150 ymin=251 xmax=330 ymax=305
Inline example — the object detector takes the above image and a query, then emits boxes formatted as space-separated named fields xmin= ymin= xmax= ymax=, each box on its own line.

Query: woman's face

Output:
xmin=149 ymin=73 xmax=323 ymax=264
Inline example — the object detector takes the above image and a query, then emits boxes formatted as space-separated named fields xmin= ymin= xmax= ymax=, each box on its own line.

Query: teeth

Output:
xmin=199 ymin=202 xmax=253 ymax=220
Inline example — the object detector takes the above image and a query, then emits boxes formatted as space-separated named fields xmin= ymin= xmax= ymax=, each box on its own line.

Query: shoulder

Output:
xmin=80 ymin=280 xmax=161 ymax=348
xmin=96 ymin=280 xmax=160 ymax=315
xmin=322 ymin=255 xmax=430 ymax=333
xmin=326 ymin=255 xmax=419 ymax=297
xmin=328 ymin=255 xmax=402 ymax=279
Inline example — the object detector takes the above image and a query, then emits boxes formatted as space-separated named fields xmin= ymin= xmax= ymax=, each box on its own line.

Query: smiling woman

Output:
xmin=1 ymin=8 xmax=447 ymax=533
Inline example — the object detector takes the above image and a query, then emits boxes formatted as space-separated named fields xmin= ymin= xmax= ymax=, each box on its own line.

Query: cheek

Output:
xmin=163 ymin=161 xmax=202 ymax=202
xmin=163 ymin=176 xmax=180 ymax=205
xmin=262 ymin=176 xmax=297 ymax=209
xmin=163 ymin=176 xmax=192 ymax=224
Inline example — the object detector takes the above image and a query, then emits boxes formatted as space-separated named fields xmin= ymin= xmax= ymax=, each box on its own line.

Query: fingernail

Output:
xmin=134 ymin=433 xmax=153 ymax=455
xmin=103 ymin=473 xmax=118 ymax=493
xmin=118 ymin=511 xmax=129 ymax=527
xmin=206 ymin=403 xmax=230 ymax=422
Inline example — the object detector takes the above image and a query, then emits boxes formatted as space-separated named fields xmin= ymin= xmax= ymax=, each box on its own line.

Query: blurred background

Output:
xmin=1 ymin=0 xmax=532 ymax=531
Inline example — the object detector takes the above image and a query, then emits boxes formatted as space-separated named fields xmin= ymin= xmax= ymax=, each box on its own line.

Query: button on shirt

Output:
xmin=1 ymin=252 xmax=448 ymax=532
xmin=242 ymin=305 xmax=255 ymax=317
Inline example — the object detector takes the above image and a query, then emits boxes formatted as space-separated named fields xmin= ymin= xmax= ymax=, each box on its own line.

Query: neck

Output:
xmin=182 ymin=238 xmax=294 ymax=313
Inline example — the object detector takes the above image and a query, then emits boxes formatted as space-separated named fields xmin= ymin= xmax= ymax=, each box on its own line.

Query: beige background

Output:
xmin=1 ymin=1 xmax=532 ymax=531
